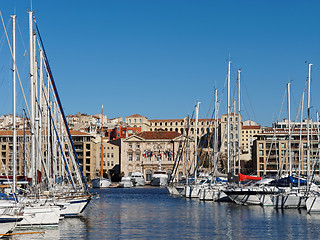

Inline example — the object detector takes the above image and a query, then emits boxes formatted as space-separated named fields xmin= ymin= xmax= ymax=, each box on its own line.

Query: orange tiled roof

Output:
xmin=242 ymin=125 xmax=261 ymax=130
xmin=0 ymin=130 xmax=31 ymax=136
xmin=126 ymin=114 xmax=146 ymax=118
xmin=137 ymin=131 xmax=181 ymax=140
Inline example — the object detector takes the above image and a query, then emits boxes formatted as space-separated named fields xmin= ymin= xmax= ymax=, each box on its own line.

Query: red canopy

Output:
xmin=238 ymin=173 xmax=261 ymax=182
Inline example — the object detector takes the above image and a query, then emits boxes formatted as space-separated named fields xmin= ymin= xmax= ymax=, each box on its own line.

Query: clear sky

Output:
xmin=0 ymin=0 xmax=319 ymax=126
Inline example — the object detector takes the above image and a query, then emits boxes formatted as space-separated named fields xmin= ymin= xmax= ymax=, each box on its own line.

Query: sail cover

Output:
xmin=238 ymin=173 xmax=261 ymax=181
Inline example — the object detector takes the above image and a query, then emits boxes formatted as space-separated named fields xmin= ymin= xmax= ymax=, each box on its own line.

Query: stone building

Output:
xmin=121 ymin=131 xmax=195 ymax=183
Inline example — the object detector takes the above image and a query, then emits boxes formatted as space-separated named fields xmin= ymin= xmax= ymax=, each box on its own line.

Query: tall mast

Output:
xmin=237 ymin=69 xmax=241 ymax=174
xmin=29 ymin=11 xmax=35 ymax=185
xmin=194 ymin=102 xmax=200 ymax=181
xmin=298 ymin=90 xmax=305 ymax=188
xmin=100 ymin=105 xmax=104 ymax=178
xmin=233 ymin=100 xmax=236 ymax=175
xmin=227 ymin=60 xmax=231 ymax=174
xmin=287 ymin=82 xmax=292 ymax=177
xmin=186 ymin=116 xmax=190 ymax=184
xmin=307 ymin=63 xmax=312 ymax=189
xmin=11 ymin=14 xmax=17 ymax=193
xmin=214 ymin=89 xmax=219 ymax=176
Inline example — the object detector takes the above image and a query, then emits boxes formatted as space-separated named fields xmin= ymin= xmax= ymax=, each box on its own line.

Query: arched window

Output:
xmin=175 ymin=128 xmax=178 ymax=132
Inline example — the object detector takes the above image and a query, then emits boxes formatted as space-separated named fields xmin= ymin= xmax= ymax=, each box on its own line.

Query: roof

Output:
xmin=242 ymin=125 xmax=261 ymax=130
xmin=126 ymin=114 xmax=147 ymax=118
xmin=149 ymin=119 xmax=184 ymax=122
xmin=137 ymin=131 xmax=181 ymax=140
xmin=70 ymin=130 xmax=91 ymax=136
xmin=0 ymin=130 xmax=31 ymax=136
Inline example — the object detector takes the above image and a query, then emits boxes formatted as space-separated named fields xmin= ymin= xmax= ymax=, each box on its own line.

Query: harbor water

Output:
xmin=11 ymin=187 xmax=320 ymax=239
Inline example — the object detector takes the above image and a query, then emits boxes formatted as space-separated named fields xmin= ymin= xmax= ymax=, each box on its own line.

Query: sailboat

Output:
xmin=0 ymin=10 xmax=92 ymax=225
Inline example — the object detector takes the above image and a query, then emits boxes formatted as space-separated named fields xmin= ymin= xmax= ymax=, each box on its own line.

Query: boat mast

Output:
xmin=100 ymin=105 xmax=104 ymax=178
xmin=233 ymin=100 xmax=236 ymax=175
xmin=287 ymin=82 xmax=292 ymax=178
xmin=317 ymin=112 xmax=320 ymax=178
xmin=307 ymin=63 xmax=312 ymax=190
xmin=29 ymin=10 xmax=35 ymax=186
xmin=298 ymin=90 xmax=305 ymax=188
xmin=237 ymin=69 xmax=241 ymax=174
xmin=213 ymin=89 xmax=219 ymax=176
xmin=227 ymin=60 xmax=231 ymax=174
xmin=11 ymin=14 xmax=17 ymax=193
xmin=194 ymin=101 xmax=200 ymax=181
xmin=186 ymin=116 xmax=190 ymax=184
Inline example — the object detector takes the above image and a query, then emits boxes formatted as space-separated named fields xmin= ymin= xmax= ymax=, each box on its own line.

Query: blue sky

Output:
xmin=0 ymin=0 xmax=320 ymax=126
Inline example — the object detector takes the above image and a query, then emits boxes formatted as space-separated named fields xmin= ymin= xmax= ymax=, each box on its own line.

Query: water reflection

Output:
xmin=11 ymin=217 xmax=88 ymax=239
xmin=8 ymin=188 xmax=320 ymax=239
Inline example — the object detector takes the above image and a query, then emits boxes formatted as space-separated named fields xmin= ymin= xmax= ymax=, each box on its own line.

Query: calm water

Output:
xmin=10 ymin=187 xmax=320 ymax=239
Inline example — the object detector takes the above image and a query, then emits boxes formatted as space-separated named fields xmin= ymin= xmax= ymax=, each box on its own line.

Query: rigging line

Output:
xmin=292 ymin=80 xmax=308 ymax=129
xmin=16 ymin=18 xmax=27 ymax=56
xmin=0 ymin=19 xmax=10 ymax=53
xmin=33 ymin=17 xmax=88 ymax=191
xmin=239 ymin=71 xmax=256 ymax=121
xmin=0 ymin=11 xmax=31 ymax=117
xmin=277 ymin=86 xmax=287 ymax=123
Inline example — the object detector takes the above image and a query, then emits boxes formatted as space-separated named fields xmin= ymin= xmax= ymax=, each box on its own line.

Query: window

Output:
xmin=111 ymin=153 xmax=114 ymax=158
xmin=137 ymin=144 xmax=140 ymax=149
xmin=111 ymin=161 xmax=114 ymax=166
xmin=140 ymin=119 xmax=142 ymax=123
xmin=136 ymin=155 xmax=140 ymax=161
xmin=259 ymin=143 xmax=263 ymax=149
xmin=128 ymin=153 xmax=133 ymax=161
xmin=129 ymin=144 xmax=132 ymax=149
xmin=259 ymin=150 xmax=263 ymax=156
xmin=107 ymin=153 xmax=110 ymax=158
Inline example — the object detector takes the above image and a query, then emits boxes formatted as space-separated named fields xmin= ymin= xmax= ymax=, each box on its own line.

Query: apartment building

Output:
xmin=241 ymin=121 xmax=262 ymax=161
xmin=253 ymin=125 xmax=319 ymax=177
xmin=92 ymin=136 xmax=119 ymax=180
xmin=125 ymin=114 xmax=149 ymax=131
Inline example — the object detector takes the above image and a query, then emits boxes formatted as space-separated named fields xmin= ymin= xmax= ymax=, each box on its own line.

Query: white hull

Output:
xmin=272 ymin=193 xmax=306 ymax=209
xmin=167 ymin=185 xmax=185 ymax=196
xmin=57 ymin=196 xmax=91 ymax=217
xmin=151 ymin=177 xmax=168 ymax=187
xmin=306 ymin=196 xmax=320 ymax=213
xmin=119 ymin=180 xmax=133 ymax=188
xmin=0 ymin=215 xmax=23 ymax=234
xmin=92 ymin=178 xmax=111 ymax=188
xmin=199 ymin=186 xmax=228 ymax=201
xmin=18 ymin=205 xmax=60 ymax=227
xmin=185 ymin=185 xmax=201 ymax=198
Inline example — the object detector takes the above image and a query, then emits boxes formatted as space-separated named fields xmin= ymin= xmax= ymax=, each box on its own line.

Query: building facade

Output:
xmin=121 ymin=131 xmax=195 ymax=183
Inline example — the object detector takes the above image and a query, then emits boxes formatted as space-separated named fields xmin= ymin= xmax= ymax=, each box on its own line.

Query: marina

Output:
xmin=7 ymin=187 xmax=320 ymax=239
xmin=1 ymin=1 xmax=320 ymax=239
